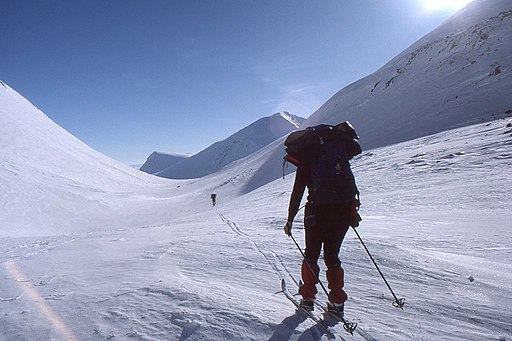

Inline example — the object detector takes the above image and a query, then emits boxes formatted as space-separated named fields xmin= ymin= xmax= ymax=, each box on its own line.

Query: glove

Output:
xmin=350 ymin=211 xmax=362 ymax=228
xmin=350 ymin=199 xmax=362 ymax=228
xmin=284 ymin=220 xmax=293 ymax=236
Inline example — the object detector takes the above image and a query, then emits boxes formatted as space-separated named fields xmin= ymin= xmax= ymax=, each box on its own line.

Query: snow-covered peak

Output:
xmin=275 ymin=111 xmax=302 ymax=128
xmin=147 ymin=112 xmax=305 ymax=179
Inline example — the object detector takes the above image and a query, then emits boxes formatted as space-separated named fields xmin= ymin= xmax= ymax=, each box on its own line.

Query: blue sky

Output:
xmin=1 ymin=0 xmax=472 ymax=165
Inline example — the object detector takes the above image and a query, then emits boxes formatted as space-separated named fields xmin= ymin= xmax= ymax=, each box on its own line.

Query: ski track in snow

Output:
xmin=217 ymin=209 xmax=377 ymax=341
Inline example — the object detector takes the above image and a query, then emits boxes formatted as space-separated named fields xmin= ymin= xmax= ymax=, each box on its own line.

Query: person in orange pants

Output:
xmin=283 ymin=122 xmax=362 ymax=317
xmin=284 ymin=165 xmax=355 ymax=316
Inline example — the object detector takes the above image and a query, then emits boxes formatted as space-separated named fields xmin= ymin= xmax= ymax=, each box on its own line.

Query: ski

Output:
xmin=280 ymin=279 xmax=348 ymax=341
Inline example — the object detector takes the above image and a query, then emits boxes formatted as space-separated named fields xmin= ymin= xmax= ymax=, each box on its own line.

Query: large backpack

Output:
xmin=284 ymin=122 xmax=362 ymax=205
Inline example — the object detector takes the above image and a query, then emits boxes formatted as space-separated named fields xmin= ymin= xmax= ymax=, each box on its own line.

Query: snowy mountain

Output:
xmin=0 ymin=81 xmax=181 ymax=237
xmin=140 ymin=151 xmax=191 ymax=174
xmin=0 ymin=1 xmax=511 ymax=340
xmin=151 ymin=111 xmax=304 ymax=179
xmin=144 ymin=0 xmax=511 ymax=189
xmin=233 ymin=0 xmax=512 ymax=193
xmin=303 ymin=0 xmax=512 ymax=151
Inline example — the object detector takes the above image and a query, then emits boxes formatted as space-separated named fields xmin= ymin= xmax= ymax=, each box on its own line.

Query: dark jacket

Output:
xmin=286 ymin=137 xmax=361 ymax=223
xmin=287 ymin=165 xmax=311 ymax=223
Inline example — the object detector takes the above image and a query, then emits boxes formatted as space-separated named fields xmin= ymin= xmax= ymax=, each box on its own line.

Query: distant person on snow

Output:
xmin=283 ymin=121 xmax=362 ymax=317
xmin=210 ymin=193 xmax=217 ymax=207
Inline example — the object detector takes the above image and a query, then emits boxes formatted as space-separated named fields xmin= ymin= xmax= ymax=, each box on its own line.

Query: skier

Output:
xmin=210 ymin=193 xmax=217 ymax=207
xmin=283 ymin=122 xmax=361 ymax=317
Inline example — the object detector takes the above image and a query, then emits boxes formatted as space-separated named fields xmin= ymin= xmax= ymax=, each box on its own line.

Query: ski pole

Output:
xmin=289 ymin=233 xmax=357 ymax=334
xmin=351 ymin=227 xmax=405 ymax=309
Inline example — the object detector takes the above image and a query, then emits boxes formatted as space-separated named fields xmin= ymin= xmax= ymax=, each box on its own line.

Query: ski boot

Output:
xmin=327 ymin=301 xmax=344 ymax=318
xmin=299 ymin=298 xmax=314 ymax=311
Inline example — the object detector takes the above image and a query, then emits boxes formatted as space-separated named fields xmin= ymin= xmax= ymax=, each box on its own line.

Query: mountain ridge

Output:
xmin=239 ymin=0 xmax=511 ymax=191
xmin=148 ymin=111 xmax=304 ymax=179
xmin=303 ymin=0 xmax=512 ymax=151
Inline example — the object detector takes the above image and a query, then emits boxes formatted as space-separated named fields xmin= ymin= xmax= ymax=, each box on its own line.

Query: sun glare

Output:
xmin=422 ymin=0 xmax=473 ymax=12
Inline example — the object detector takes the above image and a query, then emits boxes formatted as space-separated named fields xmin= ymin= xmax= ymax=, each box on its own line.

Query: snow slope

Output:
xmin=0 ymin=82 xmax=183 ymax=237
xmin=150 ymin=112 xmax=304 ymax=180
xmin=303 ymin=0 xmax=512 ymax=151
